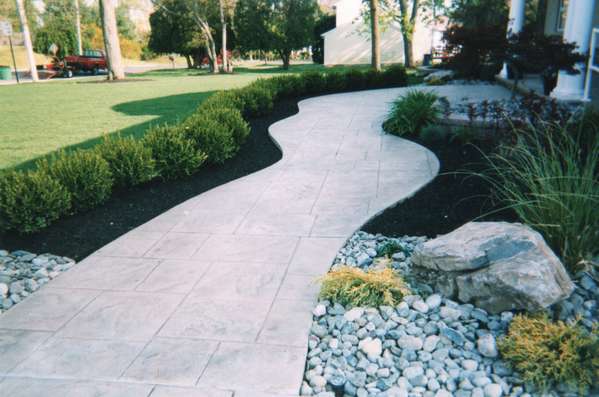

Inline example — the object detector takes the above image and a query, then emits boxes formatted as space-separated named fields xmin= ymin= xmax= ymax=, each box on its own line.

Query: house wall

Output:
xmin=322 ymin=0 xmax=436 ymax=66
xmin=545 ymin=0 xmax=599 ymax=37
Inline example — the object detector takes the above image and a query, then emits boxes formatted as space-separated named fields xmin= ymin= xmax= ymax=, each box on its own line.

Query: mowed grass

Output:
xmin=0 ymin=64 xmax=321 ymax=170
xmin=1 ymin=63 xmax=420 ymax=170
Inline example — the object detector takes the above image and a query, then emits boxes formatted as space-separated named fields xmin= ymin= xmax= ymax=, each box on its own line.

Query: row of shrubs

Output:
xmin=0 ymin=65 xmax=409 ymax=234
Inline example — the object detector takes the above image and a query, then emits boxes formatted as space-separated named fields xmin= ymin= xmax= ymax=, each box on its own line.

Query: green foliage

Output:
xmin=344 ymin=69 xmax=369 ymax=90
xmin=482 ymin=117 xmax=599 ymax=269
xmin=450 ymin=125 xmax=480 ymax=144
xmin=444 ymin=0 xmax=508 ymax=79
xmin=498 ymin=315 xmax=599 ymax=393
xmin=319 ymin=267 xmax=410 ymax=308
xmin=183 ymin=107 xmax=249 ymax=164
xmin=235 ymin=85 xmax=275 ymax=118
xmin=376 ymin=241 xmax=403 ymax=258
xmin=302 ymin=71 xmax=327 ymax=95
xmin=384 ymin=91 xmax=442 ymax=137
xmin=419 ymin=124 xmax=450 ymax=143
xmin=97 ymin=135 xmax=156 ymax=188
xmin=381 ymin=64 xmax=409 ymax=87
xmin=0 ymin=169 xmax=71 ymax=234
xmin=235 ymin=0 xmax=318 ymax=68
xmin=263 ymin=75 xmax=305 ymax=99
xmin=143 ymin=124 xmax=207 ymax=180
xmin=41 ymin=150 xmax=113 ymax=213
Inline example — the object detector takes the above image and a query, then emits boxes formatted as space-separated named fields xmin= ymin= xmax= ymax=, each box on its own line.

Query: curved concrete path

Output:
xmin=0 ymin=85 xmax=515 ymax=397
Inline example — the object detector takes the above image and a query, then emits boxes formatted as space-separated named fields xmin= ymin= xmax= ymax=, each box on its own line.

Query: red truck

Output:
xmin=56 ymin=50 xmax=107 ymax=78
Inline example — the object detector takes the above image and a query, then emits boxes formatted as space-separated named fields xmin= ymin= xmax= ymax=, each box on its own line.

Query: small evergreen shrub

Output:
xmin=207 ymin=107 xmax=250 ymax=147
xmin=42 ymin=150 xmax=113 ymax=212
xmin=319 ymin=267 xmax=410 ymax=307
xmin=199 ymin=90 xmax=242 ymax=113
xmin=0 ymin=169 xmax=71 ymax=233
xmin=498 ymin=315 xmax=599 ymax=393
xmin=302 ymin=71 xmax=327 ymax=95
xmin=381 ymin=64 xmax=408 ymax=87
xmin=419 ymin=124 xmax=451 ymax=143
xmin=267 ymin=75 xmax=305 ymax=98
xmin=183 ymin=113 xmax=238 ymax=164
xmin=376 ymin=241 xmax=403 ymax=258
xmin=235 ymin=85 xmax=274 ymax=117
xmin=344 ymin=69 xmax=368 ymax=90
xmin=143 ymin=124 xmax=207 ymax=180
xmin=97 ymin=135 xmax=156 ymax=188
xmin=324 ymin=71 xmax=347 ymax=92
xmin=383 ymin=90 xmax=442 ymax=137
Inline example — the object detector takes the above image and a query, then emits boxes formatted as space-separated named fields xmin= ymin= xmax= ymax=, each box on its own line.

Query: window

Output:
xmin=557 ymin=0 xmax=569 ymax=32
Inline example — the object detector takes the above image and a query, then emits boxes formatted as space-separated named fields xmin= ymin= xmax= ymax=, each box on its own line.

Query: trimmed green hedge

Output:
xmin=0 ymin=65 xmax=409 ymax=234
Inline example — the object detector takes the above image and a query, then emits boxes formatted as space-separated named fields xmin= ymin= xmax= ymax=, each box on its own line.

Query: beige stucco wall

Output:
xmin=322 ymin=3 xmax=436 ymax=66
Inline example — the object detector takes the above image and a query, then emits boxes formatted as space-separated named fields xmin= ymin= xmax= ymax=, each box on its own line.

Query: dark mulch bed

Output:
xmin=363 ymin=136 xmax=518 ymax=237
xmin=0 ymin=100 xmax=293 ymax=261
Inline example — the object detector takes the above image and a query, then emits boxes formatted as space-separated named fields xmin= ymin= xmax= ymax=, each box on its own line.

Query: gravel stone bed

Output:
xmin=302 ymin=232 xmax=598 ymax=397
xmin=0 ymin=249 xmax=75 ymax=313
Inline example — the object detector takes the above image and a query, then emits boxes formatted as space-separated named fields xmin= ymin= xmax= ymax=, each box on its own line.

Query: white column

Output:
xmin=500 ymin=0 xmax=526 ymax=78
xmin=551 ymin=0 xmax=597 ymax=100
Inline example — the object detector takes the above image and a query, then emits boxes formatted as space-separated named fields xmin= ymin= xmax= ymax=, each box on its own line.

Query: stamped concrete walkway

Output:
xmin=0 ymin=85 xmax=511 ymax=397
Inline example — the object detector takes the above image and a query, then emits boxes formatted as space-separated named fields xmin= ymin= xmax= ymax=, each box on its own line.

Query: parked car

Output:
xmin=55 ymin=50 xmax=107 ymax=78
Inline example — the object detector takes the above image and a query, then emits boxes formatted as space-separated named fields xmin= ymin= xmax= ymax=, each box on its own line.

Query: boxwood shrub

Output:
xmin=235 ymin=85 xmax=274 ymax=117
xmin=97 ymin=135 xmax=156 ymax=188
xmin=41 ymin=150 xmax=113 ymax=213
xmin=0 ymin=169 xmax=71 ymax=233
xmin=183 ymin=110 xmax=244 ymax=164
xmin=143 ymin=124 xmax=207 ymax=180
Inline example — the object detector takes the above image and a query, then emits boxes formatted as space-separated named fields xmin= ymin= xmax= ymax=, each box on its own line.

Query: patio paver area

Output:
xmin=0 ymin=85 xmax=511 ymax=396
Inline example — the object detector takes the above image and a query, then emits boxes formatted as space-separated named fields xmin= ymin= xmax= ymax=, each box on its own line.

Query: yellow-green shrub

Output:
xmin=498 ymin=314 xmax=599 ymax=393
xmin=97 ymin=135 xmax=156 ymax=188
xmin=41 ymin=150 xmax=113 ymax=213
xmin=0 ymin=169 xmax=71 ymax=233
xmin=319 ymin=267 xmax=410 ymax=307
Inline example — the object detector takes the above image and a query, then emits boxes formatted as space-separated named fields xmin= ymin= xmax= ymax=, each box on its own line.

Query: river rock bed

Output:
xmin=0 ymin=249 xmax=75 ymax=314
xmin=301 ymin=232 xmax=598 ymax=397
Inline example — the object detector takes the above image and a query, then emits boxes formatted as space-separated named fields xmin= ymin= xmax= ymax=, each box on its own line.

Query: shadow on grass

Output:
xmin=13 ymin=91 xmax=214 ymax=171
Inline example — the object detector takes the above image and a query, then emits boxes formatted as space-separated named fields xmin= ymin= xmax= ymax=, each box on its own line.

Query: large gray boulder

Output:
xmin=412 ymin=222 xmax=574 ymax=313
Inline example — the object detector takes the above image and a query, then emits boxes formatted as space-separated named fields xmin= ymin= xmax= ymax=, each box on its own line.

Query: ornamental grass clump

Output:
xmin=498 ymin=314 xmax=599 ymax=393
xmin=383 ymin=90 xmax=442 ymax=137
xmin=319 ymin=267 xmax=410 ymax=308
xmin=482 ymin=116 xmax=599 ymax=270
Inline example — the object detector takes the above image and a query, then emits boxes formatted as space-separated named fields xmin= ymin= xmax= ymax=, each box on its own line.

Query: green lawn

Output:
xmin=0 ymin=63 xmax=421 ymax=170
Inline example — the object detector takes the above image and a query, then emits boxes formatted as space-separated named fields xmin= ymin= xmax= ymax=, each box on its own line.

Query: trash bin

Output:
xmin=423 ymin=54 xmax=432 ymax=66
xmin=0 ymin=66 xmax=11 ymax=80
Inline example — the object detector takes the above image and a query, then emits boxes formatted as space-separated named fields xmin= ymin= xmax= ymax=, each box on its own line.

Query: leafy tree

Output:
xmin=235 ymin=0 xmax=318 ymax=69
xmin=33 ymin=0 xmax=78 ymax=57
xmin=444 ymin=0 xmax=508 ymax=79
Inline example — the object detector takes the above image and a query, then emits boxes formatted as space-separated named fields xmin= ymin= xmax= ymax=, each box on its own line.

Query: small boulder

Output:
xmin=412 ymin=222 xmax=574 ymax=313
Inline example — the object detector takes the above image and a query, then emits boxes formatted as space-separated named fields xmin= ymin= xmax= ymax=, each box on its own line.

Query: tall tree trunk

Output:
xmin=15 ymin=0 xmax=38 ymax=81
xmin=74 ymin=0 xmax=82 ymax=55
xmin=219 ymin=0 xmax=229 ymax=72
xmin=279 ymin=50 xmax=291 ymax=69
xmin=398 ymin=0 xmax=418 ymax=68
xmin=99 ymin=0 xmax=125 ymax=80
xmin=185 ymin=54 xmax=192 ymax=69
xmin=370 ymin=0 xmax=381 ymax=71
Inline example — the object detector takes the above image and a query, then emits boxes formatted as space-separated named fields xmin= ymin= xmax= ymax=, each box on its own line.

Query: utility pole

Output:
xmin=15 ymin=0 xmax=38 ymax=81
xmin=74 ymin=0 xmax=83 ymax=55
